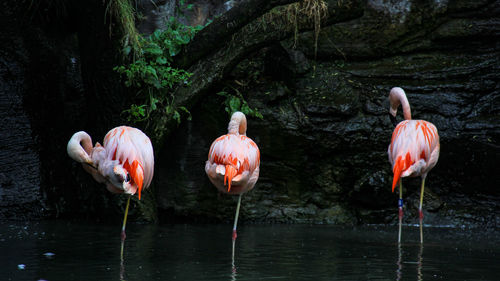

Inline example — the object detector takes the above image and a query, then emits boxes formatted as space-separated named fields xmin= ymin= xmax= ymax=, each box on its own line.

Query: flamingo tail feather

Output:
xmin=224 ymin=165 xmax=238 ymax=192
xmin=124 ymin=159 xmax=144 ymax=200
xmin=392 ymin=156 xmax=404 ymax=193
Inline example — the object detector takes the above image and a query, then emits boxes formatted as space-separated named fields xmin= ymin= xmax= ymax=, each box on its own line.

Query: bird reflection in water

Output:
xmin=120 ymin=238 xmax=127 ymax=281
xmin=396 ymin=243 xmax=424 ymax=281
xmin=231 ymin=238 xmax=238 ymax=281
xmin=417 ymin=243 xmax=423 ymax=281
xmin=231 ymin=262 xmax=238 ymax=281
xmin=120 ymin=257 xmax=126 ymax=281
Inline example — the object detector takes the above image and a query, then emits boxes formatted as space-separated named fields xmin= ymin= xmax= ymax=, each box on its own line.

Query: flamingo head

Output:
xmin=389 ymin=113 xmax=398 ymax=127
xmin=227 ymin=111 xmax=248 ymax=135
xmin=109 ymin=165 xmax=137 ymax=195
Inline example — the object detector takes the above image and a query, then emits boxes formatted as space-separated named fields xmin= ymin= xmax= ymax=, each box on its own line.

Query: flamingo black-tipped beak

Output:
xmin=389 ymin=113 xmax=398 ymax=127
xmin=83 ymin=160 xmax=97 ymax=170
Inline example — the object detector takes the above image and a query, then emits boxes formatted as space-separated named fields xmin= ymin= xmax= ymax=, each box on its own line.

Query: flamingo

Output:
xmin=205 ymin=111 xmax=260 ymax=261
xmin=67 ymin=126 xmax=154 ymax=256
xmin=388 ymin=87 xmax=440 ymax=243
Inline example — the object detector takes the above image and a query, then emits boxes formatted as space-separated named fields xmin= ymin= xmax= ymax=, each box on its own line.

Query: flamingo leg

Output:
xmin=232 ymin=194 xmax=243 ymax=241
xmin=231 ymin=194 xmax=243 ymax=265
xmin=419 ymin=178 xmax=425 ymax=243
xmin=398 ymin=180 xmax=403 ymax=243
xmin=120 ymin=195 xmax=132 ymax=261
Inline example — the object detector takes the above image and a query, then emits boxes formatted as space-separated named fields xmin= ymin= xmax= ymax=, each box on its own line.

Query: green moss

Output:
xmin=105 ymin=0 xmax=141 ymax=57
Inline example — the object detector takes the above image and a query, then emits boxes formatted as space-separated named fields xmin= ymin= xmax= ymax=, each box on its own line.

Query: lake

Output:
xmin=0 ymin=221 xmax=498 ymax=280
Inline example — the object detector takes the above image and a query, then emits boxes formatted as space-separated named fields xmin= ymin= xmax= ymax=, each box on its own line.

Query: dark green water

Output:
xmin=0 ymin=221 xmax=498 ymax=280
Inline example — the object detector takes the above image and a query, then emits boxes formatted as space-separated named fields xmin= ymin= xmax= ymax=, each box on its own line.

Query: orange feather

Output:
xmin=224 ymin=165 xmax=238 ymax=192
xmin=123 ymin=159 xmax=144 ymax=199
xmin=392 ymin=156 xmax=403 ymax=192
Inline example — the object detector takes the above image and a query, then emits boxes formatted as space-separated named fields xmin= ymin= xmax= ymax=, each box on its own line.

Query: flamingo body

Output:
xmin=388 ymin=119 xmax=440 ymax=191
xmin=67 ymin=126 xmax=154 ymax=199
xmin=205 ymin=112 xmax=260 ymax=195
xmin=101 ymin=126 xmax=154 ymax=199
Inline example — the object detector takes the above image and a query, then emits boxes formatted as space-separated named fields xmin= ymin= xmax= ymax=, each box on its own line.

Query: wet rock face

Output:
xmin=0 ymin=16 xmax=42 ymax=219
xmin=158 ymin=0 xmax=500 ymax=227
xmin=1 ymin=0 xmax=498 ymax=227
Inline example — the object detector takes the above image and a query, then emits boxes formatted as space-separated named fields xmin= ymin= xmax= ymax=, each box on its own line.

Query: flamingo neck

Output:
xmin=389 ymin=87 xmax=412 ymax=120
xmin=79 ymin=133 xmax=94 ymax=155
xmin=67 ymin=131 xmax=93 ymax=163
xmin=227 ymin=111 xmax=247 ymax=135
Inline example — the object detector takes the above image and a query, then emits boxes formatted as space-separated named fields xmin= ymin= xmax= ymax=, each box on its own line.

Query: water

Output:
xmin=0 ymin=221 xmax=498 ymax=280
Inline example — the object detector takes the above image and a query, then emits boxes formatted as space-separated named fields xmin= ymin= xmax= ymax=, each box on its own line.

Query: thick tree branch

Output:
xmin=171 ymin=0 xmax=364 ymax=116
xmin=174 ymin=0 xmax=300 ymax=68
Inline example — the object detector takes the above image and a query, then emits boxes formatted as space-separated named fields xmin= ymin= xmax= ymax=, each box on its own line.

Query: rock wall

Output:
xmin=0 ymin=0 xmax=498 ymax=228
xmin=0 ymin=2 xmax=42 ymax=218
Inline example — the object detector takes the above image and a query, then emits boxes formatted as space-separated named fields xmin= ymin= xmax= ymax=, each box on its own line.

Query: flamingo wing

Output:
xmin=104 ymin=126 xmax=154 ymax=199
xmin=388 ymin=120 xmax=439 ymax=191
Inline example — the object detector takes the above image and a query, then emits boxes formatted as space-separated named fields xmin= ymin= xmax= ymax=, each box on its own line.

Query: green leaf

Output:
xmin=150 ymin=97 xmax=158 ymax=110
xmin=153 ymin=29 xmax=162 ymax=40
xmin=144 ymin=46 xmax=163 ymax=55
xmin=156 ymin=56 xmax=168 ymax=65
xmin=240 ymin=103 xmax=251 ymax=115
xmin=229 ymin=96 xmax=241 ymax=112
xmin=173 ymin=111 xmax=181 ymax=124
xmin=178 ymin=106 xmax=192 ymax=121
xmin=123 ymin=46 xmax=132 ymax=56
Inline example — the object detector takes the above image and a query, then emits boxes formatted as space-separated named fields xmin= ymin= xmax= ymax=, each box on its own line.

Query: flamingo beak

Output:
xmin=389 ymin=113 xmax=398 ymax=127
xmin=83 ymin=160 xmax=97 ymax=170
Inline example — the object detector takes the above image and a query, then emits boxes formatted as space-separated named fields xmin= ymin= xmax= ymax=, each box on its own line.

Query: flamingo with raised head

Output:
xmin=205 ymin=111 xmax=260 ymax=261
xmin=388 ymin=87 xmax=440 ymax=243
xmin=67 ymin=126 xmax=154 ymax=251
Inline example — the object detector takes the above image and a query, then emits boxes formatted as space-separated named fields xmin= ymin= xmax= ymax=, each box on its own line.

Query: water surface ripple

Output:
xmin=0 ymin=221 xmax=498 ymax=280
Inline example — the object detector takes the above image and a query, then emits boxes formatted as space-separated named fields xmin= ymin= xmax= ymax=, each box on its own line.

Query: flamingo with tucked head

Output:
xmin=67 ymin=126 xmax=154 ymax=248
xmin=205 ymin=111 xmax=260 ymax=261
xmin=388 ymin=87 xmax=440 ymax=243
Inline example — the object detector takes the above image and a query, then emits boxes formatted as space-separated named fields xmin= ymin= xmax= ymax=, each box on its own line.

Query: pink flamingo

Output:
xmin=388 ymin=87 xmax=440 ymax=243
xmin=67 ymin=126 xmax=154 ymax=256
xmin=205 ymin=111 xmax=260 ymax=261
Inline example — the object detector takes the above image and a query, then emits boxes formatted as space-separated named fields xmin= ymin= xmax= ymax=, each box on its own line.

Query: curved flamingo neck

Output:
xmin=79 ymin=133 xmax=94 ymax=155
xmin=389 ymin=87 xmax=412 ymax=120
xmin=67 ymin=131 xmax=93 ymax=163
xmin=227 ymin=111 xmax=247 ymax=135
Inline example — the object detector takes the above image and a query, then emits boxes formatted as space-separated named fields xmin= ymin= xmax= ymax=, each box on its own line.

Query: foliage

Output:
xmin=114 ymin=16 xmax=204 ymax=125
xmin=216 ymin=89 xmax=263 ymax=120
